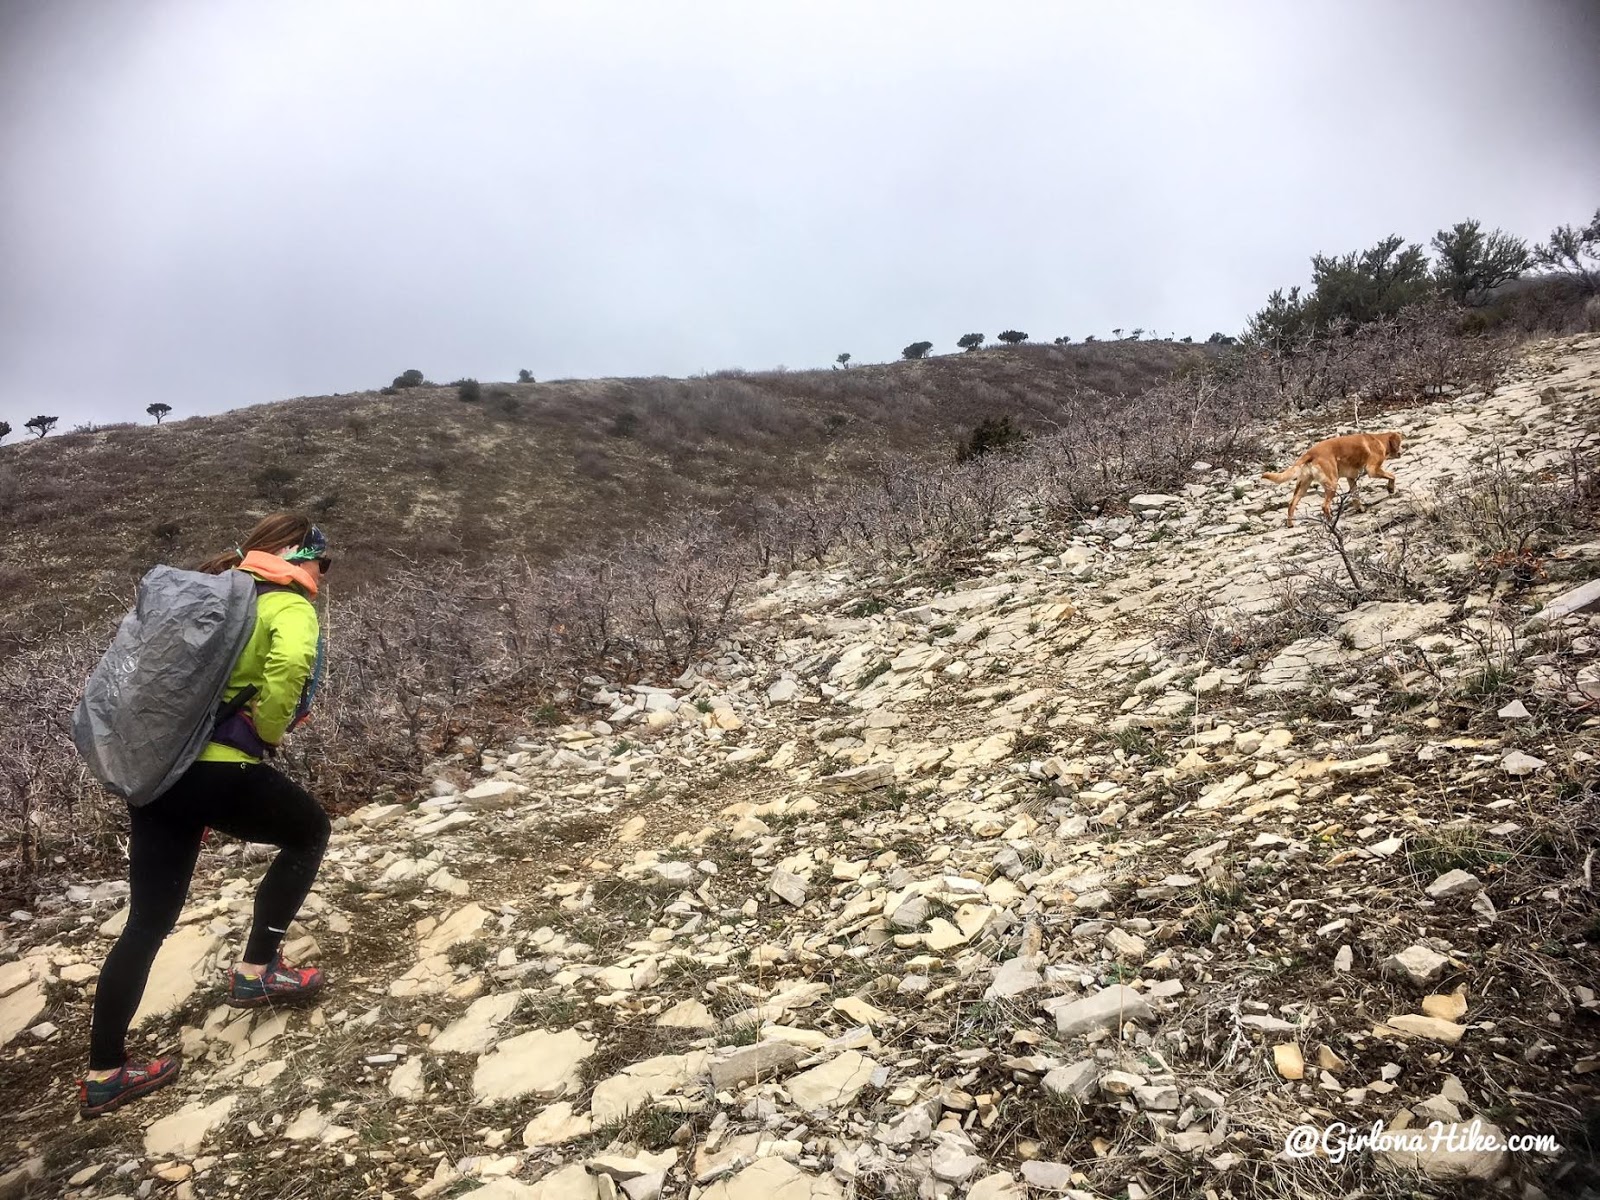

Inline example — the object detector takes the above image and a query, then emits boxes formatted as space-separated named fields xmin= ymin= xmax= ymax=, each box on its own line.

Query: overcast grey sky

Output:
xmin=2 ymin=0 xmax=1596 ymax=428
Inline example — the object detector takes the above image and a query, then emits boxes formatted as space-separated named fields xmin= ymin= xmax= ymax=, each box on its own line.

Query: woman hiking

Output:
xmin=78 ymin=512 xmax=334 ymax=1117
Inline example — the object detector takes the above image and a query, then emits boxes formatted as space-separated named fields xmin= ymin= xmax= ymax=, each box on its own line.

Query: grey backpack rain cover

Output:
xmin=72 ymin=565 xmax=259 ymax=806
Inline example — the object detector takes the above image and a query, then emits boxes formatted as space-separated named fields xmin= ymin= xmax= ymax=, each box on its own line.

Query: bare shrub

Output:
xmin=739 ymin=488 xmax=851 ymax=573
xmin=1164 ymin=583 xmax=1338 ymax=662
xmin=1409 ymin=442 xmax=1597 ymax=592
xmin=1250 ymin=298 xmax=1515 ymax=416
xmin=1309 ymin=504 xmax=1425 ymax=607
xmin=281 ymin=570 xmax=500 ymax=808
xmin=494 ymin=512 xmax=752 ymax=686
xmin=0 ymin=630 xmax=115 ymax=892
xmin=834 ymin=454 xmax=1012 ymax=568
xmin=254 ymin=464 xmax=298 ymax=504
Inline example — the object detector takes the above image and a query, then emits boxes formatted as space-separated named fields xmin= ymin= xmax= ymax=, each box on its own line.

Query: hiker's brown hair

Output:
xmin=196 ymin=512 xmax=315 ymax=574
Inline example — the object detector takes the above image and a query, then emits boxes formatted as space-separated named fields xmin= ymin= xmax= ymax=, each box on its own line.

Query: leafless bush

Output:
xmin=1410 ymin=443 xmax=1596 ymax=592
xmin=1163 ymin=583 xmax=1338 ymax=661
xmin=0 ymin=629 xmax=115 ymax=892
xmin=1251 ymin=298 xmax=1515 ymax=417
xmin=836 ymin=454 xmax=1012 ymax=567
xmin=493 ymin=511 xmax=754 ymax=689
xmin=1000 ymin=371 xmax=1268 ymax=520
xmin=281 ymin=568 xmax=504 ymax=808
xmin=740 ymin=489 xmax=851 ymax=573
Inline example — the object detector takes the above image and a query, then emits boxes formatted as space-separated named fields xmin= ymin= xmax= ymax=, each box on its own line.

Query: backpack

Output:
xmin=72 ymin=565 xmax=262 ymax=806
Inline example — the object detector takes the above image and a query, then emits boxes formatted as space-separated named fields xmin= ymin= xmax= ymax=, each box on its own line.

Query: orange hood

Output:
xmin=238 ymin=550 xmax=319 ymax=598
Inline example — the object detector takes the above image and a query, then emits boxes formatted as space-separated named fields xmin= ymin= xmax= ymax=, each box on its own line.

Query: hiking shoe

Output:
xmin=77 ymin=1054 xmax=182 ymax=1118
xmin=226 ymin=956 xmax=324 ymax=1008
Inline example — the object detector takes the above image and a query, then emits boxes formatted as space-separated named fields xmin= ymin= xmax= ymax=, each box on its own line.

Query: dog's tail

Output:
xmin=1261 ymin=463 xmax=1302 ymax=484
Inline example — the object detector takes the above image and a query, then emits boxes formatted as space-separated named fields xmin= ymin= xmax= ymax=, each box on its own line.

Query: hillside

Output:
xmin=0 ymin=340 xmax=1212 ymax=646
xmin=1 ymin=335 xmax=1597 ymax=1198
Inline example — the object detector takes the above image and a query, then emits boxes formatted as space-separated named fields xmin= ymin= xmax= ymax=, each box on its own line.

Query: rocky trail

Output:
xmin=4 ymin=336 xmax=1600 ymax=1200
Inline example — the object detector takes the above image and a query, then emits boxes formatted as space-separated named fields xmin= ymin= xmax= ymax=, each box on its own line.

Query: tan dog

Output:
xmin=1261 ymin=431 xmax=1404 ymax=527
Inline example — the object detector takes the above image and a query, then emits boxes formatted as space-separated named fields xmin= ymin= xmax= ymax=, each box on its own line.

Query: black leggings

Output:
xmin=89 ymin=761 xmax=330 ymax=1069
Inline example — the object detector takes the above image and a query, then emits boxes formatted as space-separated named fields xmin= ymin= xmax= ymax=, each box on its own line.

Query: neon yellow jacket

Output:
xmin=197 ymin=552 xmax=321 ymax=765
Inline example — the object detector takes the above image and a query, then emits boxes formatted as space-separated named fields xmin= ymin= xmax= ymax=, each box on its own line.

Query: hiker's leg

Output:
xmin=201 ymin=764 xmax=329 ymax=966
xmin=88 ymin=798 xmax=204 ymax=1070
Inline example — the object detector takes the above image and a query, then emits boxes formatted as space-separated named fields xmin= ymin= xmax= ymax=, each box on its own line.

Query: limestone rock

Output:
xmin=0 ymin=981 xmax=47 ymax=1048
xmin=590 ymin=1051 xmax=708 ymax=1123
xmin=1534 ymin=578 xmax=1600 ymax=624
xmin=1381 ymin=945 xmax=1451 ymax=990
xmin=523 ymin=1101 xmax=594 ymax=1147
xmin=1129 ymin=494 xmax=1182 ymax=513
xmin=656 ymin=999 xmax=716 ymax=1030
xmin=1422 ymin=991 xmax=1469 ymax=1021
xmin=462 ymin=780 xmax=526 ymax=810
xmin=929 ymin=1136 xmax=987 ymax=1183
xmin=432 ymin=991 xmax=521 ymax=1055
xmin=144 ymin=1095 xmax=237 ymax=1158
xmin=473 ymin=1028 xmax=595 ymax=1103
xmin=389 ymin=1056 xmax=426 ymax=1100
xmin=1273 ymin=1043 xmax=1305 ymax=1080
xmin=1134 ymin=1083 xmax=1181 ymax=1110
xmin=1425 ymin=870 xmax=1483 ymax=899
xmin=1019 ymin=1161 xmax=1075 ymax=1191
xmin=985 ymin=953 xmax=1044 ymax=1000
xmin=1053 ymin=984 xmax=1152 ymax=1036
xmin=967 ymin=1174 xmax=1027 ymax=1200
xmin=768 ymin=869 xmax=810 ymax=908
xmin=132 ymin=927 xmax=221 ymax=1027
xmin=696 ymin=1158 xmax=842 ymax=1200
xmin=420 ymin=903 xmax=490 ymax=957
xmin=710 ymin=1042 xmax=805 ymax=1090
xmin=785 ymin=1050 xmax=879 ymax=1110
xmin=1378 ymin=1014 xmax=1466 ymax=1044
xmin=284 ymin=1105 xmax=357 ymax=1143
xmin=1501 ymin=750 xmax=1546 ymax=776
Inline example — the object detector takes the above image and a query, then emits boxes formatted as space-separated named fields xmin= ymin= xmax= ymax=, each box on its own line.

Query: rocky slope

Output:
xmin=3 ymin=335 xmax=1600 ymax=1200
